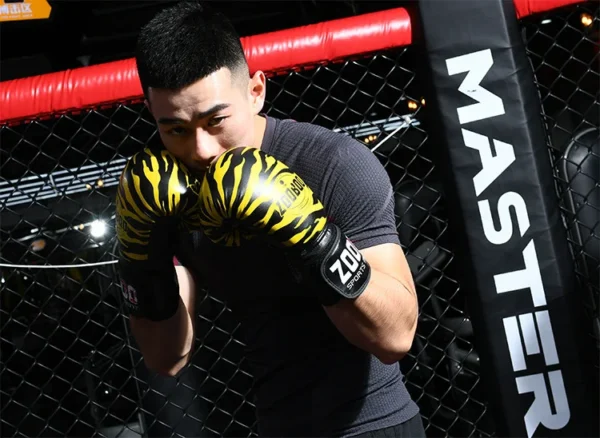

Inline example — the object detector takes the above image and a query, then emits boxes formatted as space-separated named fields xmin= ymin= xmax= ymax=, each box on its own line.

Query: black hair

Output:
xmin=135 ymin=1 xmax=248 ymax=98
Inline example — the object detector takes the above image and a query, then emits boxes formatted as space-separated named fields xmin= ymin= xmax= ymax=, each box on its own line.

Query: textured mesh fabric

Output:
xmin=350 ymin=414 xmax=426 ymax=438
xmin=178 ymin=115 xmax=419 ymax=437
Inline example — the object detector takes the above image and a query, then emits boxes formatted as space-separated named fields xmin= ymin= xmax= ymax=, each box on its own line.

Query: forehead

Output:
xmin=148 ymin=68 xmax=238 ymax=115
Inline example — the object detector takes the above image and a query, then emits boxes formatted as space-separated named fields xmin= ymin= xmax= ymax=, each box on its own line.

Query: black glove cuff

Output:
xmin=297 ymin=223 xmax=371 ymax=306
xmin=118 ymin=259 xmax=180 ymax=321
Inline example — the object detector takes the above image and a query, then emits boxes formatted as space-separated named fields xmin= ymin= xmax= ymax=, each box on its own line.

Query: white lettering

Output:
xmin=462 ymin=129 xmax=516 ymax=196
xmin=520 ymin=313 xmax=540 ymax=356
xmin=329 ymin=258 xmax=352 ymax=285
xmin=346 ymin=263 xmax=367 ymax=290
xmin=479 ymin=191 xmax=530 ymax=245
xmin=329 ymin=240 xmax=364 ymax=286
xmin=447 ymin=47 xmax=569 ymax=437
xmin=120 ymin=280 xmax=139 ymax=306
xmin=535 ymin=311 xmax=559 ymax=366
xmin=503 ymin=311 xmax=560 ymax=373
xmin=494 ymin=239 xmax=545 ymax=307
xmin=503 ymin=315 xmax=527 ymax=371
xmin=341 ymin=249 xmax=359 ymax=272
xmin=516 ymin=371 xmax=571 ymax=438
xmin=446 ymin=49 xmax=505 ymax=124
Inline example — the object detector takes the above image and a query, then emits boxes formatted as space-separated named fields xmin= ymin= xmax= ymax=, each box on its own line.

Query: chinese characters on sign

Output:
xmin=0 ymin=0 xmax=51 ymax=22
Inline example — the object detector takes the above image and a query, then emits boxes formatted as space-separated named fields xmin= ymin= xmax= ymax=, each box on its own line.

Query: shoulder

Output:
xmin=269 ymin=118 xmax=398 ymax=247
xmin=273 ymin=117 xmax=373 ymax=164
xmin=269 ymin=117 xmax=389 ymax=190
xmin=275 ymin=118 xmax=350 ymax=144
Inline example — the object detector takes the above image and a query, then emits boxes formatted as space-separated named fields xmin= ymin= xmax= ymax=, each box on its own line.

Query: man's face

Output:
xmin=147 ymin=67 xmax=266 ymax=174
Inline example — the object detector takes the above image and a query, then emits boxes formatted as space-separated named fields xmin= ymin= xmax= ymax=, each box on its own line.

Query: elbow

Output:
xmin=375 ymin=331 xmax=416 ymax=365
xmin=375 ymin=343 xmax=411 ymax=365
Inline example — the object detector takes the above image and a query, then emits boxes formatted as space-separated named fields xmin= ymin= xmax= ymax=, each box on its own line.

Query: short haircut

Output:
xmin=135 ymin=1 xmax=249 ymax=98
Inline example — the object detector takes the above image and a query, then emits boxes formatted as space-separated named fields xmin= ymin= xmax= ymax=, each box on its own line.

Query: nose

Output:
xmin=191 ymin=128 xmax=222 ymax=169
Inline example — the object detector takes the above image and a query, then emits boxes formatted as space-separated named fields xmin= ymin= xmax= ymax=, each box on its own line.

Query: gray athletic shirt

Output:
xmin=177 ymin=115 xmax=420 ymax=437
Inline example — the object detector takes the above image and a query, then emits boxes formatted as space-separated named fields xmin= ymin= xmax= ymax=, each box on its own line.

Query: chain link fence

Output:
xmin=0 ymin=44 xmax=493 ymax=438
xmin=522 ymin=1 xmax=599 ymax=363
xmin=1 ymin=3 xmax=598 ymax=437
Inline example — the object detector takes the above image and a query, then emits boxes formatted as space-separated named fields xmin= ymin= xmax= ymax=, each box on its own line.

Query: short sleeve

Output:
xmin=323 ymin=137 xmax=400 ymax=250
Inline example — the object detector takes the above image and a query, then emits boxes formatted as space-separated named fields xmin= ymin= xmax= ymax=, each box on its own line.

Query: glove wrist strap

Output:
xmin=299 ymin=223 xmax=371 ymax=306
xmin=118 ymin=259 xmax=180 ymax=320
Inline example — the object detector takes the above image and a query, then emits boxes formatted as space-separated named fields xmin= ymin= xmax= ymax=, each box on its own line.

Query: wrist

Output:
xmin=118 ymin=259 xmax=179 ymax=318
xmin=295 ymin=223 xmax=371 ymax=306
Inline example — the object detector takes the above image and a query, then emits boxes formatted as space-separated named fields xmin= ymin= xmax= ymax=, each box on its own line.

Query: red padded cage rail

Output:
xmin=0 ymin=0 xmax=584 ymax=124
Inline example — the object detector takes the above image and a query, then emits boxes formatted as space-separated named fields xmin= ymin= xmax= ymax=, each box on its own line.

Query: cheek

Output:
xmin=158 ymin=132 xmax=181 ymax=154
xmin=158 ymin=133 xmax=192 ymax=162
xmin=222 ymin=115 xmax=254 ymax=147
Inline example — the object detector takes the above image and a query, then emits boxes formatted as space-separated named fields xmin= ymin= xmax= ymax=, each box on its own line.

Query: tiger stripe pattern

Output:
xmin=116 ymin=147 xmax=202 ymax=261
xmin=198 ymin=147 xmax=327 ymax=247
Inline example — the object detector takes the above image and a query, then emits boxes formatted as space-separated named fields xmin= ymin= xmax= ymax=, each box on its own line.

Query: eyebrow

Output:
xmin=157 ymin=103 xmax=231 ymax=125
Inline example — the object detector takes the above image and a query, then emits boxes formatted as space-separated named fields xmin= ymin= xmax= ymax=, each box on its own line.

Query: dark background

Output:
xmin=1 ymin=0 xmax=596 ymax=273
xmin=0 ymin=2 xmax=597 ymax=437
xmin=0 ymin=0 xmax=423 ymax=241
xmin=1 ymin=0 xmax=406 ymax=81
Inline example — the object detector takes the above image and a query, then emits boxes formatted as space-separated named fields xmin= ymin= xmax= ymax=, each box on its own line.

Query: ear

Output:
xmin=144 ymin=98 xmax=153 ymax=115
xmin=248 ymin=71 xmax=267 ymax=115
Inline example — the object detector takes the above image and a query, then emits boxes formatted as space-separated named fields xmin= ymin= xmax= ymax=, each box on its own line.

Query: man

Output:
xmin=115 ymin=1 xmax=423 ymax=437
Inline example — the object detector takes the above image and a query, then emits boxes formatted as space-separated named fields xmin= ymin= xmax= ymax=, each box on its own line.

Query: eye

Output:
xmin=208 ymin=116 xmax=228 ymax=127
xmin=166 ymin=126 xmax=188 ymax=137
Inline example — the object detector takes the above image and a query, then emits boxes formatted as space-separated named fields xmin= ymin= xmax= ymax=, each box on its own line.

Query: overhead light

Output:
xmin=90 ymin=220 xmax=107 ymax=238
xmin=541 ymin=19 xmax=552 ymax=25
xmin=408 ymin=101 xmax=418 ymax=110
xmin=0 ymin=157 xmax=127 ymax=208
xmin=30 ymin=239 xmax=47 ymax=252
xmin=96 ymin=179 xmax=104 ymax=188
xmin=581 ymin=13 xmax=592 ymax=27
xmin=363 ymin=134 xmax=378 ymax=144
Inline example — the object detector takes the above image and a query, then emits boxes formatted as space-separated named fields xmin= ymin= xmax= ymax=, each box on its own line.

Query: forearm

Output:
xmin=130 ymin=266 xmax=197 ymax=376
xmin=323 ymin=267 xmax=418 ymax=364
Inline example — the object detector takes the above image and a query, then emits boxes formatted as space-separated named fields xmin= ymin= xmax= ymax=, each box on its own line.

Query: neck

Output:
xmin=253 ymin=114 xmax=267 ymax=149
